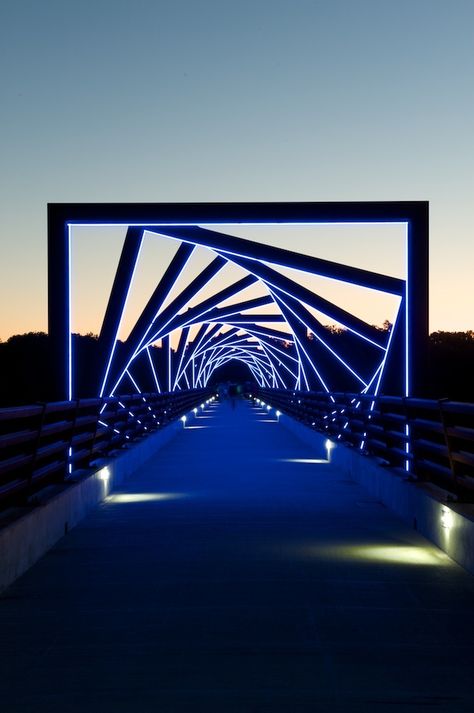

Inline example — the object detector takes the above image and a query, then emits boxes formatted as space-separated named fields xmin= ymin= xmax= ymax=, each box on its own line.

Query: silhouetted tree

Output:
xmin=0 ymin=332 xmax=52 ymax=406
xmin=425 ymin=331 xmax=474 ymax=401
xmin=0 ymin=329 xmax=473 ymax=406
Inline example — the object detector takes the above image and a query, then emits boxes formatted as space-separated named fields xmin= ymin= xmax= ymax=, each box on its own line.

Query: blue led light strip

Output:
xmin=63 ymin=212 xmax=415 ymax=404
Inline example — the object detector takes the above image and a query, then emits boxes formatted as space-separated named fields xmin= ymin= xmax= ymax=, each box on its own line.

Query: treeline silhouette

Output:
xmin=0 ymin=330 xmax=473 ymax=407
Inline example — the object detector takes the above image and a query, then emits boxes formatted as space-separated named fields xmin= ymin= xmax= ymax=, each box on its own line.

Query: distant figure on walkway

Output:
xmin=217 ymin=382 xmax=229 ymax=401
xmin=228 ymin=383 xmax=238 ymax=409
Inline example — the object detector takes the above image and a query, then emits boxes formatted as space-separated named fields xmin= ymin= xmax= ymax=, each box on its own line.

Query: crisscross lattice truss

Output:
xmin=96 ymin=225 xmax=405 ymax=399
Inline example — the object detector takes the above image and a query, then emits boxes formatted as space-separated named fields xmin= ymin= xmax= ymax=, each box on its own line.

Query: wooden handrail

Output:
xmin=255 ymin=388 xmax=474 ymax=501
xmin=0 ymin=388 xmax=212 ymax=509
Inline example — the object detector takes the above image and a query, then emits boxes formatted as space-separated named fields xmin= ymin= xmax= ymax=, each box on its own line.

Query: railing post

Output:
xmin=66 ymin=400 xmax=81 ymax=480
xmin=88 ymin=399 xmax=103 ymax=466
xmin=402 ymin=397 xmax=411 ymax=475
xmin=28 ymin=402 xmax=47 ymax=501
xmin=438 ymin=399 xmax=457 ymax=492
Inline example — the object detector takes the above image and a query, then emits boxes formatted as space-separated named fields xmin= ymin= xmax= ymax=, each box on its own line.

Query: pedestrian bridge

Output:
xmin=1 ymin=397 xmax=474 ymax=711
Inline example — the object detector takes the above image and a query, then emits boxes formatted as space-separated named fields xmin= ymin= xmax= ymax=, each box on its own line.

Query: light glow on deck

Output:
xmin=107 ymin=492 xmax=186 ymax=503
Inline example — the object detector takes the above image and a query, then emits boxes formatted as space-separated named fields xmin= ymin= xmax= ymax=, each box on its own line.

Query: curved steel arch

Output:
xmin=48 ymin=202 xmax=428 ymax=401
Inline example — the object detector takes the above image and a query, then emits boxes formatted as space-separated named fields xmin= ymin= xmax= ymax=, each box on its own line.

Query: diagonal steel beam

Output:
xmin=158 ymin=274 xmax=259 ymax=336
xmin=148 ymin=225 xmax=404 ymax=295
xmin=140 ymin=255 xmax=227 ymax=345
xmin=103 ymin=242 xmax=194 ymax=395
xmin=213 ymin=253 xmax=386 ymax=348
xmin=97 ymin=227 xmax=144 ymax=396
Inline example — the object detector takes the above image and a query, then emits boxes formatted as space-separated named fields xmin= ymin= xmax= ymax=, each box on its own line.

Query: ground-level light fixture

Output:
xmin=440 ymin=505 xmax=454 ymax=531
xmin=325 ymin=439 xmax=335 ymax=461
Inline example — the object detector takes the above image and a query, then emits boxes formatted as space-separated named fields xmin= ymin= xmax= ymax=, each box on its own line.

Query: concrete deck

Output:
xmin=1 ymin=399 xmax=474 ymax=712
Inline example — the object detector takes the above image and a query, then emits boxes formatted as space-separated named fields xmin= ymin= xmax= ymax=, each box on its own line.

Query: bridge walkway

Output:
xmin=1 ymin=399 xmax=474 ymax=712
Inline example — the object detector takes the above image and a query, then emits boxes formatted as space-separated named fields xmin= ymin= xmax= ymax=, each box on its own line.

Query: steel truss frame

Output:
xmin=48 ymin=202 xmax=429 ymax=401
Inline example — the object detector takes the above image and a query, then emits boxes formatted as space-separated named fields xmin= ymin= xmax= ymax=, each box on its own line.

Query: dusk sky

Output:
xmin=1 ymin=0 xmax=473 ymax=341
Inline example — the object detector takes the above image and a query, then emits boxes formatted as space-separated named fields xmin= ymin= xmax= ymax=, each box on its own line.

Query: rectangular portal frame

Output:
xmin=48 ymin=201 xmax=429 ymax=401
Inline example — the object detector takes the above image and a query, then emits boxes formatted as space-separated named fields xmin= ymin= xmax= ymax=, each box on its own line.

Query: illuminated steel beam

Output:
xmin=194 ymin=335 xmax=276 ymax=387
xmin=140 ymin=255 xmax=227 ymax=345
xmin=146 ymin=346 xmax=161 ymax=393
xmin=231 ymin=323 xmax=293 ymax=342
xmin=213 ymin=252 xmax=386 ymax=349
xmin=97 ymin=227 xmax=144 ymax=396
xmin=195 ymin=333 xmax=252 ymax=358
xmin=174 ymin=324 xmax=230 ymax=387
xmin=49 ymin=202 xmax=428 ymax=400
xmin=208 ymin=335 xmax=288 ymax=385
xmin=151 ymin=225 xmax=404 ymax=295
xmin=179 ymin=295 xmax=275 ymax=329
xmin=212 ymin=313 xmax=284 ymax=324
xmin=172 ymin=325 xmax=191 ymax=390
xmin=276 ymin=301 xmax=331 ymax=393
xmin=160 ymin=275 xmax=261 ymax=336
xmin=270 ymin=288 xmax=370 ymax=387
xmin=108 ymin=255 xmax=228 ymax=394
xmin=104 ymin=242 xmax=194 ymax=395
xmin=257 ymin=342 xmax=299 ymax=383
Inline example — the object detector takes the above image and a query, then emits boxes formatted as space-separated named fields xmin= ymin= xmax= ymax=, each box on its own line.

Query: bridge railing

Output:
xmin=0 ymin=389 xmax=211 ymax=508
xmin=255 ymin=388 xmax=474 ymax=501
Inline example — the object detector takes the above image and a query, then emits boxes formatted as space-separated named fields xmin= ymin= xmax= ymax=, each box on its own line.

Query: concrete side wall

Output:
xmin=0 ymin=418 xmax=187 ymax=593
xmin=279 ymin=413 xmax=474 ymax=574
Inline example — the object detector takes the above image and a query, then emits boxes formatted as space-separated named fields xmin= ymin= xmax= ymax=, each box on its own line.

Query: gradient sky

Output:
xmin=1 ymin=0 xmax=473 ymax=341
